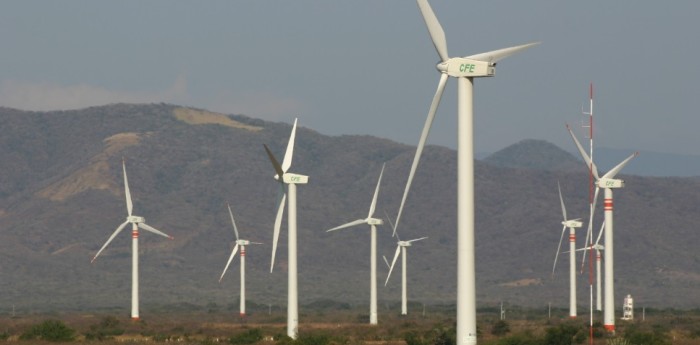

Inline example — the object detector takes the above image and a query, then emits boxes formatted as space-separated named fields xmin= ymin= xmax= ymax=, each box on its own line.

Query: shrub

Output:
xmin=230 ymin=328 xmax=264 ymax=345
xmin=491 ymin=320 xmax=510 ymax=336
xmin=84 ymin=315 xmax=125 ymax=341
xmin=19 ymin=320 xmax=76 ymax=342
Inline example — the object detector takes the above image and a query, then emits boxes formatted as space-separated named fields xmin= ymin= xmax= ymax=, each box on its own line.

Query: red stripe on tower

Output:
xmin=132 ymin=230 xmax=138 ymax=238
xmin=604 ymin=198 xmax=613 ymax=211
xmin=569 ymin=235 xmax=576 ymax=241
xmin=240 ymin=247 xmax=246 ymax=257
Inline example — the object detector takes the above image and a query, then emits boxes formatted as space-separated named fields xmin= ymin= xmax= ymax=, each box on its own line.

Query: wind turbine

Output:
xmin=567 ymin=125 xmax=637 ymax=332
xmin=552 ymin=182 xmax=583 ymax=318
xmin=219 ymin=203 xmax=262 ymax=317
xmin=91 ymin=159 xmax=173 ymax=320
xmin=567 ymin=222 xmax=605 ymax=312
xmin=392 ymin=1 xmax=537 ymax=342
xmin=263 ymin=118 xmax=308 ymax=339
xmin=326 ymin=163 xmax=385 ymax=325
xmin=384 ymin=212 xmax=427 ymax=315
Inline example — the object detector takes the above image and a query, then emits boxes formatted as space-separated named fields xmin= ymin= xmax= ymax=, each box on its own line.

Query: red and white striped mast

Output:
xmin=582 ymin=83 xmax=595 ymax=344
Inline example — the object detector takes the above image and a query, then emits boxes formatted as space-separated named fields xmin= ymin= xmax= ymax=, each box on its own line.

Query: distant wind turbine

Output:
xmin=552 ymin=182 xmax=582 ymax=318
xmin=219 ymin=203 xmax=262 ymax=317
xmin=392 ymin=1 xmax=538 ymax=342
xmin=91 ymin=159 xmax=173 ymax=320
xmin=263 ymin=118 xmax=308 ymax=339
xmin=326 ymin=164 xmax=385 ymax=325
xmin=384 ymin=212 xmax=427 ymax=315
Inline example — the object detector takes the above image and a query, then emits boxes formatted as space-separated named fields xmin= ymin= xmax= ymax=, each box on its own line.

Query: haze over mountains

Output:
xmin=0 ymin=104 xmax=698 ymax=315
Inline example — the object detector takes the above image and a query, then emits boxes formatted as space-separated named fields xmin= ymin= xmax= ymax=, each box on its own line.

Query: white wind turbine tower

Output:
xmin=219 ymin=203 xmax=262 ymax=317
xmin=91 ymin=159 xmax=173 ymax=320
xmin=263 ymin=118 xmax=308 ymax=339
xmin=384 ymin=212 xmax=427 ymax=315
xmin=326 ymin=164 xmax=385 ymax=325
xmin=552 ymin=182 xmax=583 ymax=318
xmin=567 ymin=126 xmax=637 ymax=332
xmin=392 ymin=1 xmax=537 ymax=343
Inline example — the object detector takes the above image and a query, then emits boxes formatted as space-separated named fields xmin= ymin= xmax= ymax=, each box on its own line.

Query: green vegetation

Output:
xmin=230 ymin=328 xmax=264 ymax=345
xmin=19 ymin=319 xmax=76 ymax=342
xmin=84 ymin=315 xmax=125 ymax=341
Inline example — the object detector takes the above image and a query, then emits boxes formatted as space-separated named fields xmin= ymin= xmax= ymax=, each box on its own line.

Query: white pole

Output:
xmin=457 ymin=76 xmax=477 ymax=345
xmin=569 ymin=227 xmax=577 ymax=318
xmin=131 ymin=223 xmax=139 ymax=320
xmin=401 ymin=246 xmax=408 ymax=315
xmin=596 ymin=249 xmax=602 ymax=311
xmin=240 ymin=245 xmax=246 ymax=317
xmin=370 ymin=225 xmax=378 ymax=325
xmin=287 ymin=183 xmax=299 ymax=339
xmin=604 ymin=188 xmax=615 ymax=332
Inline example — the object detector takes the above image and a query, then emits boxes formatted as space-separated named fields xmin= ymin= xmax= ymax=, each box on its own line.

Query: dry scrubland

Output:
xmin=1 ymin=306 xmax=700 ymax=345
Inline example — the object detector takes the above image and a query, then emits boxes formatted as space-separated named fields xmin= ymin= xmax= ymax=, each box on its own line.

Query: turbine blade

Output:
xmin=416 ymin=0 xmax=449 ymax=62
xmin=122 ymin=159 xmax=133 ymax=217
xmin=263 ymin=144 xmax=285 ymax=178
xmin=326 ymin=219 xmax=367 ymax=232
xmin=270 ymin=190 xmax=287 ymax=272
xmin=557 ymin=181 xmax=567 ymax=221
xmin=383 ymin=255 xmax=391 ymax=269
xmin=552 ymin=226 xmax=566 ymax=276
xmin=464 ymin=42 xmax=540 ymax=64
xmin=602 ymin=152 xmax=638 ymax=179
xmin=385 ymin=245 xmax=402 ymax=286
xmin=407 ymin=237 xmax=428 ymax=243
xmin=383 ymin=210 xmax=397 ymax=236
xmin=580 ymin=186 xmax=600 ymax=272
xmin=227 ymin=203 xmax=240 ymax=241
xmin=594 ymin=221 xmax=605 ymax=246
xmin=139 ymin=222 xmax=173 ymax=239
xmin=367 ymin=163 xmax=386 ymax=219
xmin=281 ymin=118 xmax=298 ymax=173
xmin=566 ymin=124 xmax=599 ymax=180
xmin=91 ymin=221 xmax=130 ymax=263
xmin=219 ymin=243 xmax=240 ymax=282
xmin=395 ymin=72 xmax=449 ymax=236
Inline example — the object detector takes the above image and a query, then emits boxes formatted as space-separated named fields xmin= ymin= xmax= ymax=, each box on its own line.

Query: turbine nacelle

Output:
xmin=236 ymin=239 xmax=250 ymax=246
xmin=562 ymin=219 xmax=583 ymax=228
xmin=281 ymin=173 xmax=308 ymax=184
xmin=398 ymin=241 xmax=412 ymax=247
xmin=127 ymin=215 xmax=145 ymax=224
xmin=437 ymin=58 xmax=495 ymax=78
xmin=367 ymin=218 xmax=383 ymax=226
xmin=597 ymin=178 xmax=624 ymax=189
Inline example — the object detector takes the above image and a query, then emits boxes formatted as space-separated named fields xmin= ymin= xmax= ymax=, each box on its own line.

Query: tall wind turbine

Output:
xmin=91 ymin=159 xmax=173 ymax=320
xmin=384 ymin=212 xmax=427 ymax=315
xmin=567 ymin=126 xmax=637 ymax=332
xmin=326 ymin=164 xmax=385 ymax=325
xmin=219 ymin=203 xmax=262 ymax=317
xmin=392 ymin=1 xmax=538 ymax=343
xmin=552 ymin=182 xmax=582 ymax=318
xmin=263 ymin=118 xmax=308 ymax=339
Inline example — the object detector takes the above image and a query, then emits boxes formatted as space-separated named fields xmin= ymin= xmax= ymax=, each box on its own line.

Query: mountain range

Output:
xmin=0 ymin=104 xmax=698 ymax=315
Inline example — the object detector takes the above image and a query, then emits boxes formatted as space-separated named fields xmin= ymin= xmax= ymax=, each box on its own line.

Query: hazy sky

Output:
xmin=2 ymin=1 xmax=699 ymax=155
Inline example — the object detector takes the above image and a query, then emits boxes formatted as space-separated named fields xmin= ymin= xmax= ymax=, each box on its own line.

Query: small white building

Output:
xmin=622 ymin=294 xmax=634 ymax=320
